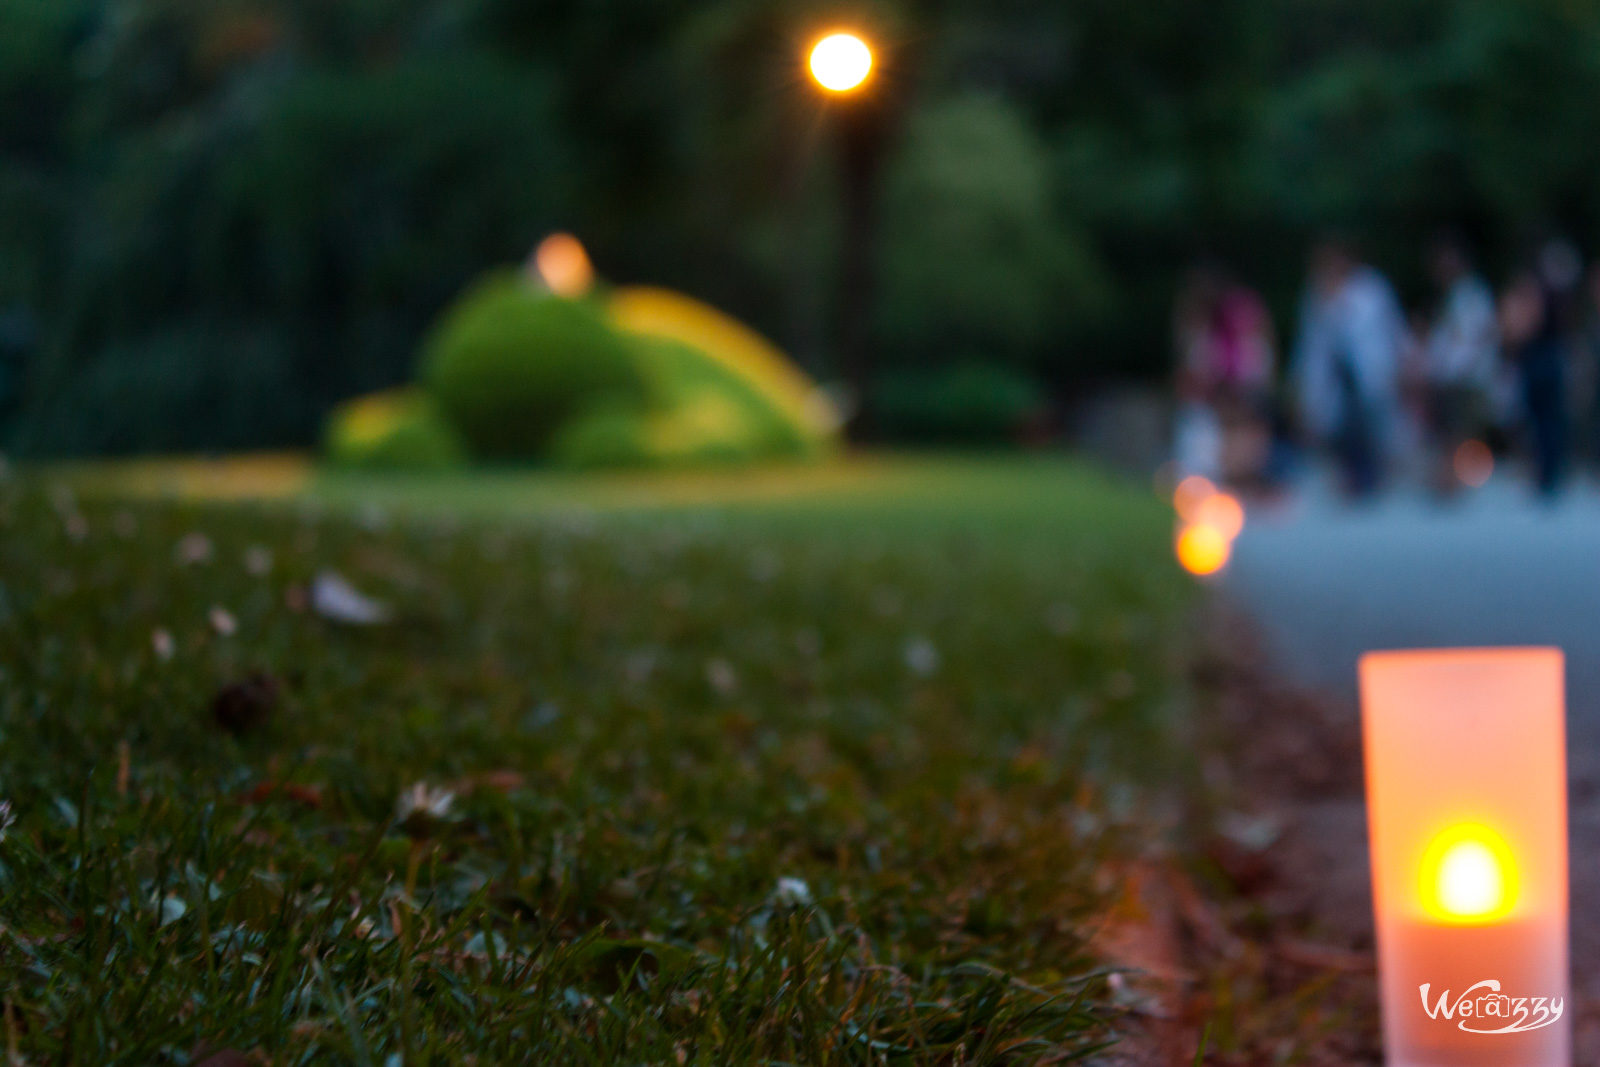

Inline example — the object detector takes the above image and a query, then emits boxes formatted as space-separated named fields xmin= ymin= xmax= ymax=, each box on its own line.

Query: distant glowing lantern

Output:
xmin=1172 ymin=475 xmax=1217 ymax=523
xmin=532 ymin=233 xmax=594 ymax=298
xmin=1360 ymin=648 xmax=1569 ymax=1064
xmin=808 ymin=32 xmax=873 ymax=93
xmin=1192 ymin=491 xmax=1245 ymax=542
xmin=1175 ymin=522 xmax=1231 ymax=577
xmin=1453 ymin=440 xmax=1494 ymax=489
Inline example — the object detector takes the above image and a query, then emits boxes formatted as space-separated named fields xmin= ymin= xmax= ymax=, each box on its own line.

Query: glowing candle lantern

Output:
xmin=1175 ymin=521 xmax=1231 ymax=576
xmin=1172 ymin=475 xmax=1218 ymax=523
xmin=1360 ymin=648 xmax=1569 ymax=1065
xmin=1192 ymin=491 xmax=1245 ymax=542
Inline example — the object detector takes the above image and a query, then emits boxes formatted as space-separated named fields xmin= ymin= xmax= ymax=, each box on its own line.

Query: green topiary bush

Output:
xmin=420 ymin=273 xmax=647 ymax=459
xmin=873 ymin=362 xmax=1047 ymax=445
xmin=548 ymin=390 xmax=764 ymax=471
xmin=546 ymin=336 xmax=819 ymax=471
xmin=632 ymin=336 xmax=815 ymax=458
xmin=324 ymin=388 xmax=467 ymax=471
xmin=546 ymin=405 xmax=658 ymax=470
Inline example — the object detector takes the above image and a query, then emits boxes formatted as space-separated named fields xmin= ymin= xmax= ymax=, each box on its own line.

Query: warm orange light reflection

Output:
xmin=1172 ymin=475 xmax=1217 ymax=523
xmin=533 ymin=233 xmax=595 ymax=298
xmin=1176 ymin=523 xmax=1231 ymax=576
xmin=1193 ymin=491 xmax=1245 ymax=541
xmin=1418 ymin=823 xmax=1518 ymax=923
xmin=1454 ymin=439 xmax=1494 ymax=488
xmin=809 ymin=33 xmax=873 ymax=93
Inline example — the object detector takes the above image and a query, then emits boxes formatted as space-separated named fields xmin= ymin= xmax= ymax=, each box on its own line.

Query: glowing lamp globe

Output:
xmin=809 ymin=33 xmax=873 ymax=93
xmin=532 ymin=233 xmax=595 ymax=298
xmin=1360 ymin=648 xmax=1569 ymax=1065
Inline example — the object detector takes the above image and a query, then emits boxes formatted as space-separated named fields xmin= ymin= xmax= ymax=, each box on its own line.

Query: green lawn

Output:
xmin=0 ymin=455 xmax=1194 ymax=1063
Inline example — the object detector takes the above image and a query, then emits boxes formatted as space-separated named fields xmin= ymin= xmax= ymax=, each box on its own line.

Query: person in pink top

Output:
xmin=1173 ymin=263 xmax=1278 ymax=486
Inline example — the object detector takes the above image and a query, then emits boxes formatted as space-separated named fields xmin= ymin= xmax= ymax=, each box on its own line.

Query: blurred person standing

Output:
xmin=1293 ymin=237 xmax=1408 ymax=498
xmin=1422 ymin=234 xmax=1499 ymax=494
xmin=1501 ymin=239 xmax=1581 ymax=498
xmin=1171 ymin=264 xmax=1277 ymax=486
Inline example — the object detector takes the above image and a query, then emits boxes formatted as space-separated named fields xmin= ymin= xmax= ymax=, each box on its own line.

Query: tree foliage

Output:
xmin=4 ymin=0 xmax=1600 ymax=452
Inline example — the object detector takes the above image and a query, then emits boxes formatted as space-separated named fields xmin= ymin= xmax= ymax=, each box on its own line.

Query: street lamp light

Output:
xmin=809 ymin=32 xmax=873 ymax=93
xmin=799 ymin=28 xmax=889 ymax=431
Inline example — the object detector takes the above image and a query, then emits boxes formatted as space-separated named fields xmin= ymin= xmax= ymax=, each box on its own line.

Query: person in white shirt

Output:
xmin=1294 ymin=237 xmax=1408 ymax=497
xmin=1423 ymin=235 xmax=1499 ymax=493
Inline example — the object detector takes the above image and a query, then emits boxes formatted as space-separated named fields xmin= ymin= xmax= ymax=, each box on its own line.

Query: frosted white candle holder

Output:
xmin=1360 ymin=648 xmax=1569 ymax=1066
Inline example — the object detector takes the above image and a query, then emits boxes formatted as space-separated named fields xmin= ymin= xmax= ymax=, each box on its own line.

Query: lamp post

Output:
xmin=804 ymin=29 xmax=891 ymax=433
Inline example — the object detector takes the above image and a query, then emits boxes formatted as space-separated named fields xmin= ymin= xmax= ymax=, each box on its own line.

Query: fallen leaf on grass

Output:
xmin=210 ymin=673 xmax=281 ymax=736
xmin=175 ymin=532 xmax=213 ymax=566
xmin=311 ymin=570 xmax=392 ymax=625
xmin=242 ymin=780 xmax=323 ymax=808
xmin=903 ymin=636 xmax=940 ymax=677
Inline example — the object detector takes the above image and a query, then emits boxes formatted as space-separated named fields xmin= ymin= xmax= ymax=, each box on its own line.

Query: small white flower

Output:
xmin=545 ymin=566 xmax=574 ymax=595
xmin=396 ymin=782 xmax=455 ymax=823
xmin=209 ymin=606 xmax=237 ymax=637
xmin=748 ymin=549 xmax=781 ymax=584
xmin=773 ymin=877 xmax=812 ymax=907
xmin=625 ymin=649 xmax=658 ymax=685
xmin=0 ymin=799 xmax=14 ymax=843
xmin=157 ymin=894 xmax=187 ymax=926
xmin=175 ymin=532 xmax=213 ymax=566
xmin=151 ymin=628 xmax=176 ymax=661
xmin=1045 ymin=602 xmax=1079 ymax=636
xmin=244 ymin=545 xmax=274 ymax=576
xmin=312 ymin=570 xmax=392 ymax=625
xmin=63 ymin=513 xmax=88 ymax=543
xmin=705 ymin=658 xmax=738 ymax=697
xmin=113 ymin=510 xmax=138 ymax=539
xmin=903 ymin=636 xmax=940 ymax=678
xmin=359 ymin=503 xmax=390 ymax=531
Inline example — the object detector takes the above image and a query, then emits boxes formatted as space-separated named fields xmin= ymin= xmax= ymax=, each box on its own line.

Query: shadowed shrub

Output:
xmin=874 ymin=362 xmax=1047 ymax=445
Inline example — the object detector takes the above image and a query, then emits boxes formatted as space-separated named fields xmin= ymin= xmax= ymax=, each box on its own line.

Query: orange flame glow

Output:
xmin=1176 ymin=523 xmax=1232 ymax=577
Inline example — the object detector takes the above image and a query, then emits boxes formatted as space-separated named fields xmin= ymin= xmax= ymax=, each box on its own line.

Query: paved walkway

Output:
xmin=1225 ymin=475 xmax=1600 ymax=747
xmin=1221 ymin=473 xmax=1600 ymax=1039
